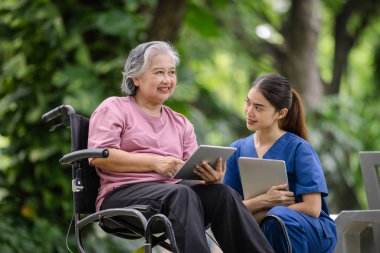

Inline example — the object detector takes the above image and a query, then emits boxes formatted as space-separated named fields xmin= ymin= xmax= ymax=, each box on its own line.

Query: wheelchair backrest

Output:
xmin=69 ymin=113 xmax=100 ymax=214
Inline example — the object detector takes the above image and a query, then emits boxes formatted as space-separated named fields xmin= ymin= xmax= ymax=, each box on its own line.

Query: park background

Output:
xmin=1 ymin=0 xmax=380 ymax=252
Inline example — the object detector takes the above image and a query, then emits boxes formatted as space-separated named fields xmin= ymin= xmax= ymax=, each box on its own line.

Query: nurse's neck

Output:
xmin=254 ymin=128 xmax=285 ymax=147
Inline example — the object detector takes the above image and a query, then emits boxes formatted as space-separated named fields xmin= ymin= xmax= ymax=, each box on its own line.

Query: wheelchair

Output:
xmin=42 ymin=104 xmax=179 ymax=253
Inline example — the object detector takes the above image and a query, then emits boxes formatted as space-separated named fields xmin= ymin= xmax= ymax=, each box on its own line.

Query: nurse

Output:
xmin=223 ymin=73 xmax=337 ymax=253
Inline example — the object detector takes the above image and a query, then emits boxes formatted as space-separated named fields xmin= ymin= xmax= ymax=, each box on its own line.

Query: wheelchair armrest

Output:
xmin=60 ymin=148 xmax=109 ymax=165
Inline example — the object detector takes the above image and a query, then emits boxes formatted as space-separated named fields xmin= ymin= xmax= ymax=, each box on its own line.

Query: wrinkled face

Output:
xmin=244 ymin=87 xmax=283 ymax=132
xmin=133 ymin=53 xmax=177 ymax=105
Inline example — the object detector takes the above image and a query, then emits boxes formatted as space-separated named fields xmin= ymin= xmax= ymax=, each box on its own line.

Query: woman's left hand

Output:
xmin=193 ymin=157 xmax=226 ymax=183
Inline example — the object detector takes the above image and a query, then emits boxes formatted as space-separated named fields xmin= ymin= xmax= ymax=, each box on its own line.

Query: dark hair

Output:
xmin=251 ymin=73 xmax=309 ymax=140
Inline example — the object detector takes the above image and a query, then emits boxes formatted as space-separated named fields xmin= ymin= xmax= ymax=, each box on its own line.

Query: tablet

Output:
xmin=238 ymin=157 xmax=288 ymax=199
xmin=173 ymin=145 xmax=237 ymax=180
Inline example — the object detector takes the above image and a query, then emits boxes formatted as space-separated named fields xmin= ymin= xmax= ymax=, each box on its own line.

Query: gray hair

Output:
xmin=121 ymin=41 xmax=180 ymax=95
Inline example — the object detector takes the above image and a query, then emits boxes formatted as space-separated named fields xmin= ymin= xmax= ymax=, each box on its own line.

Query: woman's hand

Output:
xmin=243 ymin=183 xmax=294 ymax=214
xmin=193 ymin=157 xmax=226 ymax=183
xmin=154 ymin=156 xmax=185 ymax=177
xmin=261 ymin=183 xmax=295 ymax=208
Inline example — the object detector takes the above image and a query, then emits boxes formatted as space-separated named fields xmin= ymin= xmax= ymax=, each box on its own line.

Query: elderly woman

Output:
xmin=88 ymin=41 xmax=274 ymax=253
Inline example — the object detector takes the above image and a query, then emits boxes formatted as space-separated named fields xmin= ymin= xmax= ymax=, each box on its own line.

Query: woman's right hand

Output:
xmin=243 ymin=183 xmax=294 ymax=214
xmin=154 ymin=156 xmax=185 ymax=177
xmin=261 ymin=183 xmax=295 ymax=208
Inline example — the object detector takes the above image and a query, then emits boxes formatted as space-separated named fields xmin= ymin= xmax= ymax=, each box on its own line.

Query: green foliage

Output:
xmin=307 ymin=92 xmax=380 ymax=212
xmin=186 ymin=3 xmax=221 ymax=37
xmin=0 ymin=215 xmax=146 ymax=253
xmin=308 ymin=96 xmax=364 ymax=211
xmin=0 ymin=216 xmax=73 ymax=253
xmin=1 ymin=0 xmax=380 ymax=251
xmin=0 ymin=0 xmax=153 ymax=249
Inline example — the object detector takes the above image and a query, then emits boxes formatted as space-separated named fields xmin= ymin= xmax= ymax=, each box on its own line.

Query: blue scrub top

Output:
xmin=223 ymin=131 xmax=331 ymax=218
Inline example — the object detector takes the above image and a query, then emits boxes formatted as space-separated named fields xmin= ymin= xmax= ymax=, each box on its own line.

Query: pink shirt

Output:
xmin=88 ymin=96 xmax=198 ymax=210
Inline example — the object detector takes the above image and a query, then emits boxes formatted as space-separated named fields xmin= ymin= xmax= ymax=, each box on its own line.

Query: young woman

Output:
xmin=88 ymin=41 xmax=274 ymax=253
xmin=222 ymin=73 xmax=337 ymax=253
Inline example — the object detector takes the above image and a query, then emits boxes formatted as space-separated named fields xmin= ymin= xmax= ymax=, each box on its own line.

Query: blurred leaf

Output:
xmin=185 ymin=3 xmax=220 ymax=37
xmin=95 ymin=10 xmax=147 ymax=40
xmin=1 ymin=0 xmax=380 ymax=250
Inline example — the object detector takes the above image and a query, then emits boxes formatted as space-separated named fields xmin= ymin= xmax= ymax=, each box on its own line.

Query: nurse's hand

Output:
xmin=193 ymin=157 xmax=226 ymax=183
xmin=154 ymin=156 xmax=184 ymax=177
xmin=262 ymin=183 xmax=295 ymax=208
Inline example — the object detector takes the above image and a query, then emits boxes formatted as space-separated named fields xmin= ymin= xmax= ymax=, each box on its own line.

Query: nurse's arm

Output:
xmin=243 ymin=195 xmax=268 ymax=214
xmin=288 ymin=192 xmax=322 ymax=218
xmin=244 ymin=196 xmax=282 ymax=222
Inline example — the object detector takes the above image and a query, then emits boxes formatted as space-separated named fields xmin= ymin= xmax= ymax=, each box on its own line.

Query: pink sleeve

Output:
xmin=182 ymin=119 xmax=198 ymax=160
xmin=88 ymin=105 xmax=124 ymax=150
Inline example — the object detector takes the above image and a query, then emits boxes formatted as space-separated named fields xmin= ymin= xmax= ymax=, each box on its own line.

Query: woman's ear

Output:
xmin=132 ymin=77 xmax=140 ymax=86
xmin=278 ymin=108 xmax=288 ymax=119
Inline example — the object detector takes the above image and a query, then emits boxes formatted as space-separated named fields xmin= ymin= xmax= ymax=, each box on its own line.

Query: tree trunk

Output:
xmin=147 ymin=0 xmax=187 ymax=43
xmin=276 ymin=0 xmax=322 ymax=110
xmin=327 ymin=0 xmax=380 ymax=95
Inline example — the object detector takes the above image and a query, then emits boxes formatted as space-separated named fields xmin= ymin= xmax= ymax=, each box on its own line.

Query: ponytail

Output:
xmin=251 ymin=73 xmax=309 ymax=140
xmin=279 ymin=89 xmax=309 ymax=140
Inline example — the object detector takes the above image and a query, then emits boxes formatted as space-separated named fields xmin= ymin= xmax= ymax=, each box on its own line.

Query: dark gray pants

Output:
xmin=101 ymin=181 xmax=274 ymax=253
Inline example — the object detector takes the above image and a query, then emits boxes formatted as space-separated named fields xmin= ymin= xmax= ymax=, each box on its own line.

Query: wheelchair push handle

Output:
xmin=42 ymin=104 xmax=75 ymax=122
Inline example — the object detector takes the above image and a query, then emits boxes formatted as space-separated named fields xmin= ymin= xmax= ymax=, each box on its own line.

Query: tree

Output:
xmin=194 ymin=0 xmax=380 ymax=211
xmin=1 ymin=0 xmax=380 ymax=251
xmin=147 ymin=0 xmax=187 ymax=42
xmin=209 ymin=0 xmax=380 ymax=108
xmin=329 ymin=0 xmax=380 ymax=95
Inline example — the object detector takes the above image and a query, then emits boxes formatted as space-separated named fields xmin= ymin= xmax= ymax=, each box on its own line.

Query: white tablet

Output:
xmin=173 ymin=145 xmax=237 ymax=180
xmin=238 ymin=157 xmax=288 ymax=199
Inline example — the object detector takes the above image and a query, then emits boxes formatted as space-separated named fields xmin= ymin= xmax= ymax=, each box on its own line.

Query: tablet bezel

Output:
xmin=173 ymin=145 xmax=237 ymax=180
xmin=238 ymin=157 xmax=288 ymax=199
